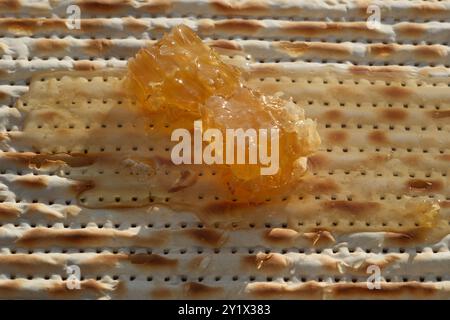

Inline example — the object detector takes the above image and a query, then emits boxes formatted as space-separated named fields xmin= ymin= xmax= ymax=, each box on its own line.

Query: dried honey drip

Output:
xmin=126 ymin=25 xmax=321 ymax=201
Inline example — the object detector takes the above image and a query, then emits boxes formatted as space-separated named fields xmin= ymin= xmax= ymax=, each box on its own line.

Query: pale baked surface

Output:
xmin=0 ymin=0 xmax=449 ymax=299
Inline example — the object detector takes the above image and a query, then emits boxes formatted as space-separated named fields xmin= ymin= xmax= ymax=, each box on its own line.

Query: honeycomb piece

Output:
xmin=126 ymin=25 xmax=321 ymax=201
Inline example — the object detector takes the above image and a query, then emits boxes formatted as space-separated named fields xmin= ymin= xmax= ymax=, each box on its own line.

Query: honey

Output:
xmin=126 ymin=25 xmax=321 ymax=201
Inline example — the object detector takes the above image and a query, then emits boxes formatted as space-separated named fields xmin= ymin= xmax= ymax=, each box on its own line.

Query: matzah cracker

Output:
xmin=0 ymin=0 xmax=449 ymax=299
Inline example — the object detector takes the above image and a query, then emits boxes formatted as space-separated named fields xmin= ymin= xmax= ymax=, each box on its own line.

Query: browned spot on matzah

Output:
xmin=331 ymin=282 xmax=437 ymax=299
xmin=415 ymin=3 xmax=448 ymax=16
xmin=440 ymin=201 xmax=450 ymax=209
xmin=368 ymin=131 xmax=389 ymax=144
xmin=0 ymin=0 xmax=20 ymax=10
xmin=305 ymin=178 xmax=340 ymax=194
xmin=323 ymin=109 xmax=343 ymax=121
xmin=264 ymin=228 xmax=298 ymax=244
xmin=34 ymin=39 xmax=69 ymax=53
xmin=84 ymin=39 xmax=113 ymax=55
xmin=429 ymin=110 xmax=450 ymax=119
xmin=322 ymin=200 xmax=380 ymax=215
xmin=210 ymin=0 xmax=267 ymax=14
xmin=307 ymin=154 xmax=328 ymax=171
xmin=436 ymin=154 xmax=450 ymax=162
xmin=73 ymin=61 xmax=101 ymax=71
xmin=129 ymin=253 xmax=178 ymax=268
xmin=79 ymin=19 xmax=108 ymax=33
xmin=14 ymin=175 xmax=48 ymax=188
xmin=407 ymin=179 xmax=443 ymax=192
xmin=202 ymin=200 xmax=263 ymax=216
xmin=369 ymin=44 xmax=396 ymax=57
xmin=248 ymin=282 xmax=323 ymax=299
xmin=326 ymin=130 xmax=348 ymax=144
xmin=186 ymin=228 xmax=225 ymax=246
xmin=381 ymin=109 xmax=408 ymax=121
xmin=212 ymin=19 xmax=264 ymax=34
xmin=0 ymin=18 xmax=66 ymax=35
xmin=78 ymin=0 xmax=130 ymax=13
xmin=276 ymin=42 xmax=351 ymax=58
xmin=396 ymin=23 xmax=427 ymax=38
xmin=349 ymin=65 xmax=398 ymax=76
xmin=122 ymin=17 xmax=149 ymax=32
xmin=140 ymin=0 xmax=173 ymax=13
xmin=81 ymin=253 xmax=127 ymax=270
xmin=16 ymin=228 xmax=120 ymax=247
xmin=150 ymin=287 xmax=174 ymax=299
xmin=0 ymin=90 xmax=8 ymax=101
xmin=184 ymin=282 xmax=223 ymax=298
xmin=415 ymin=45 xmax=447 ymax=59
xmin=0 ymin=203 xmax=21 ymax=218
xmin=0 ymin=280 xmax=26 ymax=298
xmin=381 ymin=86 xmax=413 ymax=100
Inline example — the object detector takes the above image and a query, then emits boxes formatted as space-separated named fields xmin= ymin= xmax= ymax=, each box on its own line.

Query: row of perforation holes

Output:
xmin=0 ymin=274 xmax=447 ymax=283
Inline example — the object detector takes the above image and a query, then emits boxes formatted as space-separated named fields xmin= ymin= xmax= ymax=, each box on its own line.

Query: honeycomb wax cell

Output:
xmin=126 ymin=25 xmax=321 ymax=201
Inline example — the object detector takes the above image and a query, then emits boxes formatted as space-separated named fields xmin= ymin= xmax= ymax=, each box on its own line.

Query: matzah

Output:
xmin=0 ymin=0 xmax=449 ymax=300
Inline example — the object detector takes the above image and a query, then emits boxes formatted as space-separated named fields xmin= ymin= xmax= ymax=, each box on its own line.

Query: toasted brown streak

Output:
xmin=202 ymin=200 xmax=264 ymax=217
xmin=326 ymin=130 xmax=348 ymax=144
xmin=322 ymin=109 xmax=343 ymax=121
xmin=0 ymin=90 xmax=8 ymax=101
xmin=381 ymin=86 xmax=413 ymax=100
xmin=150 ymin=287 xmax=174 ymax=299
xmin=84 ymin=39 xmax=113 ymax=55
xmin=381 ymin=109 xmax=408 ymax=121
xmin=429 ymin=110 xmax=450 ymax=119
xmin=407 ymin=179 xmax=443 ymax=192
xmin=0 ymin=203 xmax=21 ymax=218
xmin=209 ymin=19 xmax=264 ymax=34
xmin=122 ymin=17 xmax=149 ymax=32
xmin=331 ymin=282 xmax=437 ymax=299
xmin=247 ymin=281 xmax=439 ymax=299
xmin=34 ymin=39 xmax=69 ymax=54
xmin=14 ymin=175 xmax=48 ymax=189
xmin=264 ymin=228 xmax=298 ymax=245
xmin=210 ymin=0 xmax=267 ymax=14
xmin=77 ymin=0 xmax=131 ymax=13
xmin=395 ymin=23 xmax=427 ymax=38
xmin=321 ymin=201 xmax=381 ymax=215
xmin=129 ymin=253 xmax=178 ymax=268
xmin=185 ymin=228 xmax=225 ymax=247
xmin=277 ymin=42 xmax=351 ymax=59
xmin=183 ymin=282 xmax=223 ymax=298
xmin=73 ymin=61 xmax=101 ymax=71
xmin=282 ymin=22 xmax=383 ymax=37
xmin=0 ymin=0 xmax=19 ymax=11
xmin=414 ymin=45 xmax=447 ymax=60
xmin=368 ymin=44 xmax=396 ymax=57
xmin=0 ymin=18 xmax=66 ymax=35
xmin=140 ymin=0 xmax=173 ymax=13
xmin=368 ymin=131 xmax=389 ymax=145
xmin=16 ymin=228 xmax=125 ymax=248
